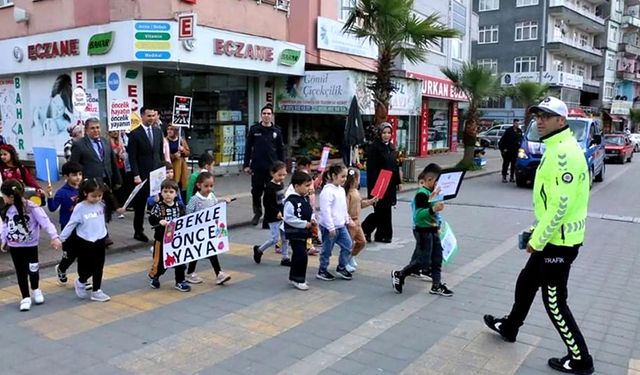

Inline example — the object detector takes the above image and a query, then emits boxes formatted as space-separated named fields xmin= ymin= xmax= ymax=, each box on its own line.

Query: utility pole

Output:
xmin=539 ymin=0 xmax=547 ymax=84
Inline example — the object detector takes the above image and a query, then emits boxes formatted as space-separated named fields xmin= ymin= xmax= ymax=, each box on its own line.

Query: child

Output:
xmin=148 ymin=179 xmax=190 ymax=292
xmin=0 ymin=144 xmax=41 ymax=191
xmin=344 ymin=167 xmax=378 ymax=272
xmin=0 ymin=179 xmax=62 ymax=311
xmin=285 ymin=157 xmax=320 ymax=256
xmin=185 ymin=171 xmax=231 ymax=285
xmin=391 ymin=164 xmax=452 ymax=296
xmin=283 ymin=171 xmax=315 ymax=291
xmin=185 ymin=152 xmax=215 ymax=204
xmin=316 ymin=163 xmax=354 ymax=281
xmin=252 ymin=161 xmax=289 ymax=266
xmin=46 ymin=161 xmax=87 ymax=286
xmin=60 ymin=178 xmax=123 ymax=302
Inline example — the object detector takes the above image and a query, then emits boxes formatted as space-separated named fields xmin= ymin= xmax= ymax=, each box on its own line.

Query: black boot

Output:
xmin=251 ymin=205 xmax=262 ymax=226
xmin=548 ymin=354 xmax=594 ymax=374
xmin=483 ymin=314 xmax=519 ymax=342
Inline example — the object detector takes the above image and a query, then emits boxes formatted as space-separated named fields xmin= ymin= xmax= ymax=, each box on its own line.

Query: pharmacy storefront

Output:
xmin=0 ymin=20 xmax=305 ymax=169
xmin=274 ymin=70 xmax=421 ymax=160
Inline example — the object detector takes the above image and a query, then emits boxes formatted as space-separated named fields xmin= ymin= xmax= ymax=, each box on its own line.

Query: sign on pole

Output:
xmin=149 ymin=166 xmax=167 ymax=197
xmin=172 ymin=95 xmax=192 ymax=127
xmin=109 ymin=99 xmax=132 ymax=131
xmin=163 ymin=202 xmax=229 ymax=268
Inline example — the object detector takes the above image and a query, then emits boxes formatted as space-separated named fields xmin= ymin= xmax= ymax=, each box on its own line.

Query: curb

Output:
xmin=0 ymin=219 xmax=254 ymax=279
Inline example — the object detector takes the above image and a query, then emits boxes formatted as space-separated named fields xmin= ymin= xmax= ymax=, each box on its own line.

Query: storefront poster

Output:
xmin=275 ymin=71 xmax=353 ymax=115
xmin=317 ymin=17 xmax=377 ymax=59
xmin=109 ymin=99 xmax=132 ymax=131
xmin=451 ymin=102 xmax=459 ymax=152
xmin=133 ymin=22 xmax=172 ymax=60
xmin=0 ymin=77 xmax=30 ymax=157
xmin=172 ymin=95 xmax=192 ymax=127
xmin=419 ymin=99 xmax=429 ymax=157
xmin=162 ymin=202 xmax=229 ymax=268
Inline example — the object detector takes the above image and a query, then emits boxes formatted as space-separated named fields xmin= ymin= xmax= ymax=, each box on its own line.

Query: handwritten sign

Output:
xmin=149 ymin=166 xmax=167 ymax=197
xmin=108 ymin=99 xmax=131 ymax=131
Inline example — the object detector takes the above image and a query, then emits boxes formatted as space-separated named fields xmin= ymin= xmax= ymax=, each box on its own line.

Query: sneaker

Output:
xmin=251 ymin=213 xmax=261 ymax=226
xmin=345 ymin=264 xmax=356 ymax=273
xmin=84 ymin=282 xmax=93 ymax=291
xmin=118 ymin=214 xmax=125 ymax=219
xmin=253 ymin=245 xmax=263 ymax=264
xmin=365 ymin=233 xmax=372 ymax=243
xmin=547 ymin=354 xmax=594 ymax=375
xmin=216 ymin=272 xmax=231 ymax=285
xmin=316 ymin=269 xmax=336 ymax=281
xmin=32 ymin=289 xmax=44 ymax=305
xmin=19 ymin=297 xmax=31 ymax=311
xmin=391 ymin=270 xmax=403 ymax=294
xmin=291 ymin=281 xmax=309 ymax=291
xmin=149 ymin=277 xmax=160 ymax=289
xmin=186 ymin=273 xmax=203 ymax=284
xmin=349 ymin=257 xmax=358 ymax=268
xmin=483 ymin=314 xmax=517 ymax=342
xmin=336 ymin=267 xmax=353 ymax=280
xmin=410 ymin=270 xmax=431 ymax=281
xmin=430 ymin=283 xmax=453 ymax=297
xmin=280 ymin=258 xmax=292 ymax=267
xmin=75 ymin=279 xmax=89 ymax=299
xmin=55 ymin=264 xmax=67 ymax=284
xmin=90 ymin=289 xmax=111 ymax=302
xmin=502 ymin=177 xmax=508 ymax=183
xmin=174 ymin=281 xmax=191 ymax=292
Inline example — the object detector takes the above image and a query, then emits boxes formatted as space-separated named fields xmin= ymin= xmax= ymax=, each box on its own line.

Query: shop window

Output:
xmin=428 ymin=100 xmax=450 ymax=151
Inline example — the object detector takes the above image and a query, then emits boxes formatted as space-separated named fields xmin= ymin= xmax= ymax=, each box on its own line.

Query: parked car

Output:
xmin=604 ymin=134 xmax=634 ymax=163
xmin=477 ymin=124 xmax=512 ymax=148
xmin=515 ymin=110 xmax=605 ymax=188
xmin=629 ymin=133 xmax=640 ymax=152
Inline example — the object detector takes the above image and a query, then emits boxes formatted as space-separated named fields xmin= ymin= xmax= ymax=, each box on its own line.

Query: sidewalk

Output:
xmin=0 ymin=148 xmax=502 ymax=277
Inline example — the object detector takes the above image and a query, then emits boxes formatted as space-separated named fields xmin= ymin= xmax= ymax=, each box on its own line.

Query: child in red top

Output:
xmin=0 ymin=144 xmax=41 ymax=192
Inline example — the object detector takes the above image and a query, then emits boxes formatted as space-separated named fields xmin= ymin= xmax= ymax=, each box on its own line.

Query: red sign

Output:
xmin=450 ymin=102 xmax=459 ymax=152
xmin=406 ymin=72 xmax=467 ymax=101
xmin=214 ymin=39 xmax=274 ymax=62
xmin=371 ymin=170 xmax=393 ymax=199
xmin=387 ymin=116 xmax=398 ymax=145
xmin=28 ymin=39 xmax=79 ymax=61
xmin=181 ymin=0 xmax=196 ymax=3
xmin=178 ymin=13 xmax=196 ymax=40
xmin=419 ymin=99 xmax=429 ymax=157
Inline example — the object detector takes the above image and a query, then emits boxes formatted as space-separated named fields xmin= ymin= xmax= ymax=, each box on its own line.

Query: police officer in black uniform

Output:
xmin=243 ymin=105 xmax=284 ymax=226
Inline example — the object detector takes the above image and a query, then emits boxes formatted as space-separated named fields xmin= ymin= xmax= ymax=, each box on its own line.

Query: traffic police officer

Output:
xmin=484 ymin=97 xmax=594 ymax=374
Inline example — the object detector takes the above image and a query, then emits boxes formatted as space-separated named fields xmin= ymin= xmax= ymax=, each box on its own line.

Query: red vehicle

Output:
xmin=604 ymin=134 xmax=634 ymax=163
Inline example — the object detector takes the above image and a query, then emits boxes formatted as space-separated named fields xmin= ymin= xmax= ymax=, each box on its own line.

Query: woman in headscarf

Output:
xmin=166 ymin=124 xmax=190 ymax=197
xmin=63 ymin=124 xmax=84 ymax=162
xmin=361 ymin=122 xmax=402 ymax=243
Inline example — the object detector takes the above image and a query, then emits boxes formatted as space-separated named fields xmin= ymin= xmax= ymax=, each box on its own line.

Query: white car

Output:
xmin=629 ymin=133 xmax=640 ymax=152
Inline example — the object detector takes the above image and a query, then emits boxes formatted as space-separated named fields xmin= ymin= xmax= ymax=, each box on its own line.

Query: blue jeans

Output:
xmin=319 ymin=226 xmax=352 ymax=272
xmin=259 ymin=221 xmax=288 ymax=258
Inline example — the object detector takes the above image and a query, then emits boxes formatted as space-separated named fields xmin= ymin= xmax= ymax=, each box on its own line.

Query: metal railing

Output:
xmin=548 ymin=35 xmax=603 ymax=56
xmin=254 ymin=0 xmax=290 ymax=13
xmin=548 ymin=0 xmax=606 ymax=25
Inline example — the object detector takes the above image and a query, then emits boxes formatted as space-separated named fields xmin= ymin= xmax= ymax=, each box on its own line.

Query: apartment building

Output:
xmin=613 ymin=0 xmax=640 ymax=129
xmin=472 ymin=0 xmax=613 ymax=124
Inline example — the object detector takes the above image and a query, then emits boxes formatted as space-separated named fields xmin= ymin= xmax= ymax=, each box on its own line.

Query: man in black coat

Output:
xmin=127 ymin=106 xmax=166 ymax=242
xmin=70 ymin=118 xmax=122 ymax=188
xmin=243 ymin=105 xmax=285 ymax=226
xmin=498 ymin=119 xmax=523 ymax=183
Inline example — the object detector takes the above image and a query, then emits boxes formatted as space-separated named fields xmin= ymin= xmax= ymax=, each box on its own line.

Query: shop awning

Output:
xmin=611 ymin=115 xmax=624 ymax=122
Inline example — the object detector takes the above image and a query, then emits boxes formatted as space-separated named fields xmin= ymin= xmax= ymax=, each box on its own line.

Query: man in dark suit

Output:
xmin=127 ymin=106 xmax=165 ymax=242
xmin=70 ymin=118 xmax=122 ymax=188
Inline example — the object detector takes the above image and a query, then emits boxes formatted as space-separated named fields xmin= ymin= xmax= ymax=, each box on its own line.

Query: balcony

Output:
xmin=583 ymin=78 xmax=601 ymax=88
xmin=622 ymin=15 xmax=640 ymax=29
xmin=548 ymin=0 xmax=606 ymax=33
xmin=616 ymin=70 xmax=640 ymax=83
xmin=618 ymin=43 xmax=640 ymax=57
xmin=546 ymin=35 xmax=603 ymax=65
xmin=255 ymin=0 xmax=290 ymax=14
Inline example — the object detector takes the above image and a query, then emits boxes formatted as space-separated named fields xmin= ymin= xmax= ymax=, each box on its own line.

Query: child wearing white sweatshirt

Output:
xmin=316 ymin=163 xmax=354 ymax=281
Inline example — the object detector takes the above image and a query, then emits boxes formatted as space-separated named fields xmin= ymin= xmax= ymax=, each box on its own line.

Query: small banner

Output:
xmin=163 ymin=202 xmax=230 ymax=268
xmin=172 ymin=95 xmax=192 ymax=127
xmin=440 ymin=221 xmax=458 ymax=264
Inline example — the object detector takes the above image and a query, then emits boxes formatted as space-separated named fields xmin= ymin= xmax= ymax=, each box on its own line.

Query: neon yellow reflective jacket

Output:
xmin=530 ymin=126 xmax=589 ymax=250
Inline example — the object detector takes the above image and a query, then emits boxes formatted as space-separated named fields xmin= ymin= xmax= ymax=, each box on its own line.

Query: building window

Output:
xmin=605 ymin=82 xmax=614 ymax=99
xmin=479 ymin=0 xmax=499 ymax=12
xmin=338 ymin=0 xmax=356 ymax=21
xmin=477 ymin=58 xmax=498 ymax=74
xmin=516 ymin=0 xmax=538 ymax=6
xmin=478 ymin=25 xmax=499 ymax=44
xmin=0 ymin=0 xmax=14 ymax=6
xmin=515 ymin=21 xmax=538 ymax=41
xmin=428 ymin=37 xmax=445 ymax=54
xmin=607 ymin=53 xmax=617 ymax=70
xmin=609 ymin=25 xmax=618 ymax=43
xmin=576 ymin=65 xmax=586 ymax=77
xmin=514 ymin=56 xmax=537 ymax=72
xmin=451 ymin=37 xmax=463 ymax=60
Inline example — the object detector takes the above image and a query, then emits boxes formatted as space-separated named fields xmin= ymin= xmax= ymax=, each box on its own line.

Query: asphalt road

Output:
xmin=1 ymin=157 xmax=638 ymax=375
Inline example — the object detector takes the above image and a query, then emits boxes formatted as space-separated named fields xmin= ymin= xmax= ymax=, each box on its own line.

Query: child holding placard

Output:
xmin=391 ymin=164 xmax=453 ymax=297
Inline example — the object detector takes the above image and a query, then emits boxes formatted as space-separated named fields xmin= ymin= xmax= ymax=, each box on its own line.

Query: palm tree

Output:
xmin=343 ymin=0 xmax=459 ymax=138
xmin=441 ymin=62 xmax=502 ymax=169
xmin=505 ymin=81 xmax=550 ymax=128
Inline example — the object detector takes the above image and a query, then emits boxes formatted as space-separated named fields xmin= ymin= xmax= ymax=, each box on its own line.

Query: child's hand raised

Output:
xmin=429 ymin=186 xmax=442 ymax=201
xmin=159 ymin=219 xmax=168 ymax=226
xmin=45 ymin=184 xmax=53 ymax=198
xmin=433 ymin=202 xmax=445 ymax=212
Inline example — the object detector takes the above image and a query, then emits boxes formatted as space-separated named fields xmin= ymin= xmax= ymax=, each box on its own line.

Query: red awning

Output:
xmin=611 ymin=115 xmax=624 ymax=122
